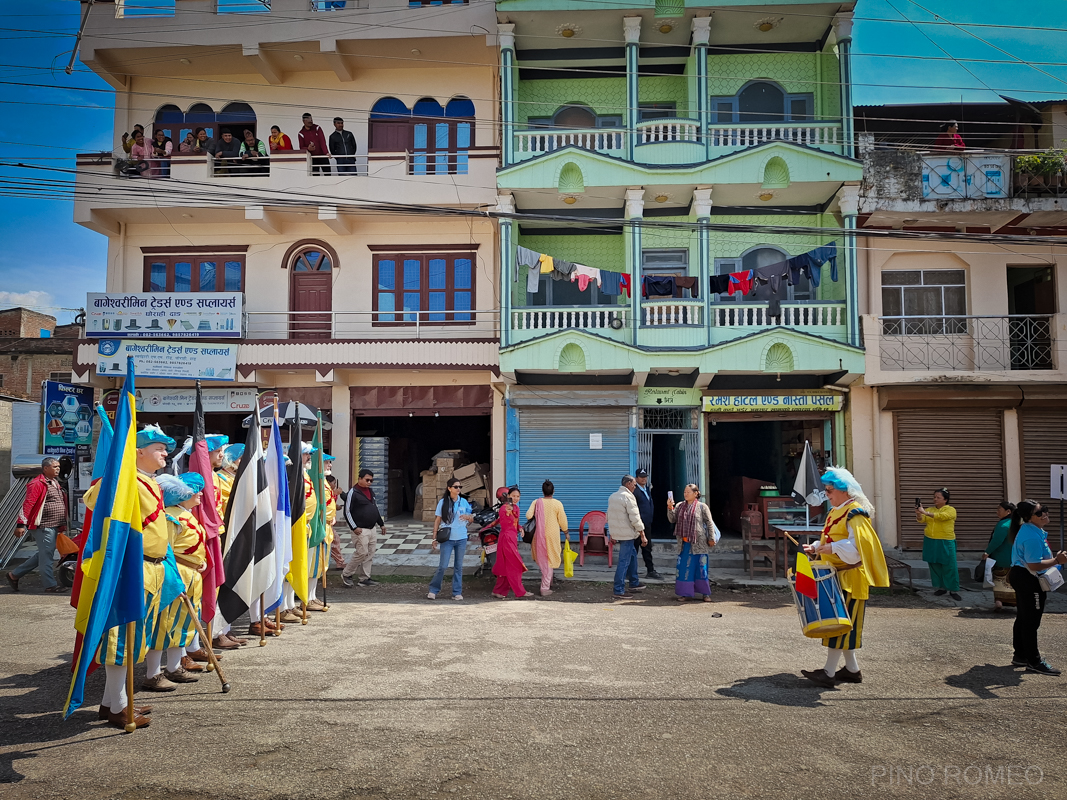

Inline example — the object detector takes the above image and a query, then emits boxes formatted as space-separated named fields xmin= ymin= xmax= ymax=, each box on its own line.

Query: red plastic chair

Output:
xmin=579 ymin=511 xmax=611 ymax=567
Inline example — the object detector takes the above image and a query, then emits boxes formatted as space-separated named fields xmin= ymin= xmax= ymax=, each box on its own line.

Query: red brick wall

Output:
xmin=0 ymin=353 xmax=75 ymax=401
xmin=0 ymin=308 xmax=57 ymax=338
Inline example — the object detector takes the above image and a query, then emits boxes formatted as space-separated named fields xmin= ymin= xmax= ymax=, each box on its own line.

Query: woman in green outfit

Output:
xmin=982 ymin=501 xmax=1016 ymax=610
xmin=916 ymin=488 xmax=960 ymax=600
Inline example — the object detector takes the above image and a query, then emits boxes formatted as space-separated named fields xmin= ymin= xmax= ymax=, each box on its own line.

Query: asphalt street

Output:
xmin=1 ymin=577 xmax=1064 ymax=800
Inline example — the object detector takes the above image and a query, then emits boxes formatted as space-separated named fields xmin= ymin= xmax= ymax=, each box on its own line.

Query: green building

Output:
xmin=496 ymin=1 xmax=864 ymax=535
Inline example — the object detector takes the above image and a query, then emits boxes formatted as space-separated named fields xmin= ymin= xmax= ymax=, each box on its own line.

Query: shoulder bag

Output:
xmin=523 ymin=499 xmax=540 ymax=544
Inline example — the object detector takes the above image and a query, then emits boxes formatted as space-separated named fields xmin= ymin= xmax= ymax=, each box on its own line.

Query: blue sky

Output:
xmin=0 ymin=0 xmax=1065 ymax=324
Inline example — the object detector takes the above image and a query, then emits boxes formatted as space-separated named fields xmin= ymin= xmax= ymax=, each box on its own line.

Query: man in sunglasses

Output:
xmin=341 ymin=469 xmax=386 ymax=587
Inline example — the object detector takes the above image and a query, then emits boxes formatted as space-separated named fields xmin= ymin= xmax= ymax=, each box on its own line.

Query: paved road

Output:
xmin=1 ymin=578 xmax=1063 ymax=800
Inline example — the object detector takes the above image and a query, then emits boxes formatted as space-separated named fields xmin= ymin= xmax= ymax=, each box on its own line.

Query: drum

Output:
xmin=788 ymin=562 xmax=853 ymax=639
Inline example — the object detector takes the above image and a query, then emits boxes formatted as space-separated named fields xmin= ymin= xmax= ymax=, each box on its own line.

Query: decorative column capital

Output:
xmin=833 ymin=12 xmax=854 ymax=42
xmin=495 ymin=193 xmax=516 ymax=215
xmin=836 ymin=183 xmax=860 ymax=217
xmin=623 ymin=16 xmax=642 ymax=44
xmin=691 ymin=15 xmax=712 ymax=47
xmin=692 ymin=187 xmax=713 ymax=218
xmin=497 ymin=23 xmax=516 ymax=50
xmin=624 ymin=188 xmax=645 ymax=218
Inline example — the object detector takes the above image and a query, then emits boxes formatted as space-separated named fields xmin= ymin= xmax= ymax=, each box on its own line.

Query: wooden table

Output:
xmin=769 ymin=524 xmax=825 ymax=573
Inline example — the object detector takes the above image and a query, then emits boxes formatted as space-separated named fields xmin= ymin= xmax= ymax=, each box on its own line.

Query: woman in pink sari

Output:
xmin=492 ymin=486 xmax=528 ymax=599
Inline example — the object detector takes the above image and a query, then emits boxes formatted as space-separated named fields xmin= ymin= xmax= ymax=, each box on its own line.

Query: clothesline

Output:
xmin=708 ymin=243 xmax=839 ymax=316
xmin=515 ymin=245 xmax=630 ymax=297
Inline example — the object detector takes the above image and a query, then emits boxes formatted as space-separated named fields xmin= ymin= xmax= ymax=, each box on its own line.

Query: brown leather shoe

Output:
xmin=98 ymin=704 xmax=153 ymax=720
xmin=212 ymin=636 xmax=240 ymax=651
xmin=141 ymin=673 xmax=178 ymax=692
xmin=248 ymin=622 xmax=280 ymax=637
xmin=180 ymin=655 xmax=204 ymax=672
xmin=279 ymin=610 xmax=301 ymax=623
xmin=107 ymin=707 xmax=150 ymax=729
xmin=800 ymin=668 xmax=837 ymax=688
xmin=834 ymin=667 xmax=863 ymax=684
xmin=163 ymin=667 xmax=199 ymax=683
xmin=186 ymin=648 xmax=219 ymax=663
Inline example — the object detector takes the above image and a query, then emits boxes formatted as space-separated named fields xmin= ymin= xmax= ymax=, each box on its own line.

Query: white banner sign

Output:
xmin=96 ymin=339 xmax=238 ymax=381
xmin=86 ymin=292 xmax=243 ymax=338
xmin=135 ymin=387 xmax=256 ymax=413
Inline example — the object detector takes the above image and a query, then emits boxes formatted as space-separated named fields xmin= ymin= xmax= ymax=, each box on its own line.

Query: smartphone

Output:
xmin=667 ymin=490 xmax=674 ymax=502
xmin=915 ymin=497 xmax=922 ymax=507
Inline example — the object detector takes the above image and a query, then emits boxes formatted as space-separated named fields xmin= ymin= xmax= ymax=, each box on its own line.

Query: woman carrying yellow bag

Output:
xmin=562 ymin=533 xmax=577 ymax=578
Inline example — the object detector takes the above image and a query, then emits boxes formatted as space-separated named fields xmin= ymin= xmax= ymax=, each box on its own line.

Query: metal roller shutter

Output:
xmin=517 ymin=407 xmax=631 ymax=525
xmin=1020 ymin=410 xmax=1067 ymax=532
xmin=895 ymin=410 xmax=1005 ymax=550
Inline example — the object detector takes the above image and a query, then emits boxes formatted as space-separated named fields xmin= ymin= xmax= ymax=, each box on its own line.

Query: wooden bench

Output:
xmin=884 ymin=556 xmax=913 ymax=594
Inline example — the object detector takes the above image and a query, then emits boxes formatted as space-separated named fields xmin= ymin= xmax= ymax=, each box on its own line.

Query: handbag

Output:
xmin=523 ymin=499 xmax=540 ymax=544
xmin=973 ymin=557 xmax=987 ymax=584
xmin=1037 ymin=567 xmax=1064 ymax=593
xmin=435 ymin=526 xmax=450 ymax=544
xmin=562 ymin=535 xmax=577 ymax=578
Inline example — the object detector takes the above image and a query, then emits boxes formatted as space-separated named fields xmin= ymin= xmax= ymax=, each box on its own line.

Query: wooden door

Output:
xmin=289 ymin=249 xmax=333 ymax=339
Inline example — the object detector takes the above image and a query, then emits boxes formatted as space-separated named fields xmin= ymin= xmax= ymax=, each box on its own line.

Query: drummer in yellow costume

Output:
xmin=82 ymin=424 xmax=174 ymax=729
xmin=800 ymin=467 xmax=889 ymax=688
xmin=153 ymin=473 xmax=207 ymax=684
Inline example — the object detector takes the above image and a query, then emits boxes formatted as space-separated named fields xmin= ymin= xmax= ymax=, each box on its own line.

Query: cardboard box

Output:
xmin=468 ymin=488 xmax=489 ymax=508
xmin=457 ymin=466 xmax=485 ymax=494
xmin=452 ymin=462 xmax=480 ymax=481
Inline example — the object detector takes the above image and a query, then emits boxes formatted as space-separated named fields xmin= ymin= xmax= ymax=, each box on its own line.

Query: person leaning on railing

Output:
xmin=239 ymin=129 xmax=270 ymax=176
xmin=932 ymin=120 xmax=965 ymax=152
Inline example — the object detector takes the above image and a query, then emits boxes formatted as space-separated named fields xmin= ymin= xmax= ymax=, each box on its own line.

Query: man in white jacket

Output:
xmin=607 ymin=476 xmax=648 ymax=599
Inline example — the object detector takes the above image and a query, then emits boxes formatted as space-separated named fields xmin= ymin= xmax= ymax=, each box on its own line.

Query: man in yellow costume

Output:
xmin=212 ymin=443 xmax=247 ymax=650
xmin=83 ymin=424 xmax=174 ymax=729
xmin=801 ymin=467 xmax=890 ymax=688
xmin=154 ymin=473 xmax=207 ymax=683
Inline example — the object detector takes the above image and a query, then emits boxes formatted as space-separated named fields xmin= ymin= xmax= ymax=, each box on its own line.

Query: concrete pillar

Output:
xmin=693 ymin=187 xmax=713 ymax=347
xmin=491 ymin=385 xmax=506 ymax=494
xmin=624 ymin=188 xmax=645 ymax=346
xmin=498 ymin=24 xmax=516 ymax=167
xmin=836 ymin=184 xmax=861 ymax=348
xmin=331 ymin=383 xmax=351 ymax=488
xmin=624 ymin=16 xmax=642 ymax=161
xmin=496 ymin=193 xmax=515 ymax=348
xmin=691 ymin=16 xmax=711 ymax=160
xmin=834 ymin=12 xmax=855 ymax=158
xmin=1004 ymin=408 xmax=1022 ymax=501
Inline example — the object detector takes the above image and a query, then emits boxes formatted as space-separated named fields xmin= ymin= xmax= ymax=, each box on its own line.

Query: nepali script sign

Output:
xmin=96 ymin=339 xmax=238 ymax=381
xmin=86 ymin=292 xmax=243 ymax=338
xmin=702 ymin=393 xmax=843 ymax=413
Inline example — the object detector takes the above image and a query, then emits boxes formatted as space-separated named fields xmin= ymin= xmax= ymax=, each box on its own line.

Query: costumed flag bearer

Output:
xmin=302 ymin=441 xmax=326 ymax=611
xmin=154 ymin=473 xmax=208 ymax=682
xmin=800 ymin=467 xmax=890 ymax=688
xmin=212 ymin=443 xmax=248 ymax=652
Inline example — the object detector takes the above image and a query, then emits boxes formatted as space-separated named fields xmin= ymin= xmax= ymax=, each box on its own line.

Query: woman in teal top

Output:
xmin=982 ymin=501 xmax=1015 ymax=610
xmin=1008 ymin=500 xmax=1067 ymax=676
xmin=428 ymin=478 xmax=474 ymax=601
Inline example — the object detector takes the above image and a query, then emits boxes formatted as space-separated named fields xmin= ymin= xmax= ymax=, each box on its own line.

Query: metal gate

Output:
xmin=895 ymin=409 xmax=1006 ymax=550
xmin=1020 ymin=409 xmax=1067 ymax=532
xmin=636 ymin=429 xmax=700 ymax=487
xmin=516 ymin=407 xmax=632 ymax=522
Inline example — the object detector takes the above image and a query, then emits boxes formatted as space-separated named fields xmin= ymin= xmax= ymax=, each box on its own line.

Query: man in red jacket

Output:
xmin=7 ymin=457 xmax=68 ymax=593
xmin=298 ymin=113 xmax=331 ymax=175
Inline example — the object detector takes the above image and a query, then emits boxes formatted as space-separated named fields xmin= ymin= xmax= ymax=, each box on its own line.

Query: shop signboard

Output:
xmin=102 ymin=387 xmax=256 ymax=421
xmin=638 ymin=387 xmax=702 ymax=407
xmin=85 ymin=292 xmax=243 ymax=338
xmin=41 ymin=380 xmax=95 ymax=456
xmin=96 ymin=339 xmax=237 ymax=381
xmin=701 ymin=393 xmax=843 ymax=413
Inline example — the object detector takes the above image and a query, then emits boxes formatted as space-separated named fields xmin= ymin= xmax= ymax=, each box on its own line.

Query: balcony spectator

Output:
xmin=269 ymin=125 xmax=293 ymax=152
xmin=213 ymin=129 xmax=242 ymax=175
xmin=179 ymin=131 xmax=196 ymax=154
xmin=298 ymin=113 xmax=331 ymax=175
xmin=150 ymin=129 xmax=173 ymax=178
xmin=240 ymin=129 xmax=270 ymax=176
xmin=128 ymin=130 xmax=151 ymax=177
xmin=121 ymin=123 xmax=144 ymax=154
xmin=192 ymin=127 xmax=215 ymax=156
xmin=933 ymin=120 xmax=965 ymax=152
xmin=329 ymin=117 xmax=357 ymax=174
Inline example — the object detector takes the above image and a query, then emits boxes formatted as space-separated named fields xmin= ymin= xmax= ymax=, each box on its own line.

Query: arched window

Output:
xmin=369 ymin=96 xmax=473 ymax=175
xmin=711 ymin=80 xmax=813 ymax=126
xmin=217 ymin=101 xmax=257 ymax=139
xmin=293 ymin=249 xmax=333 ymax=272
xmin=553 ymin=104 xmax=597 ymax=129
xmin=713 ymin=246 xmax=812 ymax=305
xmin=153 ymin=104 xmax=183 ymax=143
xmin=287 ymin=242 xmax=336 ymax=340
xmin=370 ymin=97 xmax=410 ymax=120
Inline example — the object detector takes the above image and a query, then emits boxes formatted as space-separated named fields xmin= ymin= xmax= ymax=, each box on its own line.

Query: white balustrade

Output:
xmin=636 ymin=119 xmax=701 ymax=144
xmin=514 ymin=129 xmax=626 ymax=156
xmin=711 ymin=303 xmax=845 ymax=328
xmin=642 ymin=303 xmax=702 ymax=326
xmin=511 ymin=308 xmax=624 ymax=331
xmin=708 ymin=124 xmax=841 ymax=149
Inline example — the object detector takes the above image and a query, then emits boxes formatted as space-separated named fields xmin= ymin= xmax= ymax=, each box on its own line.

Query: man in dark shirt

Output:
xmin=213 ymin=129 xmax=242 ymax=175
xmin=341 ymin=469 xmax=386 ymax=587
xmin=633 ymin=469 xmax=662 ymax=580
xmin=298 ymin=113 xmax=331 ymax=175
xmin=328 ymin=117 xmax=358 ymax=174
xmin=8 ymin=457 xmax=67 ymax=592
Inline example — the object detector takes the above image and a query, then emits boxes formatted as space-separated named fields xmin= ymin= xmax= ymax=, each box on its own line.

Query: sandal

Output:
xmin=675 ymin=596 xmax=689 ymax=602
xmin=702 ymin=595 xmax=712 ymax=603
xmin=6 ymin=572 xmax=18 ymax=592
xmin=44 ymin=585 xmax=67 ymax=593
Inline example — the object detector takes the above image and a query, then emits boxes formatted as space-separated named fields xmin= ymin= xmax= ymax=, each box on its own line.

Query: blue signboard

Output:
xmin=42 ymin=381 xmax=94 ymax=456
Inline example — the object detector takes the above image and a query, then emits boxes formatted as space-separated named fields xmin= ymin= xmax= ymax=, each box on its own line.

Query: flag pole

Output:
xmin=204 ymin=620 xmax=214 ymax=672
xmin=321 ymin=541 xmax=329 ymax=612
xmin=124 ymin=622 xmax=136 ymax=733
xmin=258 ymin=592 xmax=267 ymax=646
xmin=273 ymin=394 xmax=283 ymax=635
xmin=181 ymin=593 xmax=229 ymax=692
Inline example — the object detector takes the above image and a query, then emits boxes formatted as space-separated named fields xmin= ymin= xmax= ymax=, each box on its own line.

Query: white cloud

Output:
xmin=0 ymin=290 xmax=55 ymax=310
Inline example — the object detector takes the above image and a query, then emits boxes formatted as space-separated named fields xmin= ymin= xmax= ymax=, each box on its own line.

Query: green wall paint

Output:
xmin=708 ymin=52 xmax=820 ymax=97
xmin=517 ymin=78 xmax=627 ymax=127
xmin=638 ymin=76 xmax=690 ymax=114
xmin=512 ymin=234 xmax=626 ymax=306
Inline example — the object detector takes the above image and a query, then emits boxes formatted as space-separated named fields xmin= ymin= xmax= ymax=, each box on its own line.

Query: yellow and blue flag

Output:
xmin=64 ymin=358 xmax=146 ymax=719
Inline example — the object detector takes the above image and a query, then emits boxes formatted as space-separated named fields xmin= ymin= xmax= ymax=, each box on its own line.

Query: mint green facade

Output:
xmin=496 ymin=2 xmax=863 ymax=502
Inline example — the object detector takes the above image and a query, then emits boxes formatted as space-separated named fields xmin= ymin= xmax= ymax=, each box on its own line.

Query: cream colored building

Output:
xmin=71 ymin=0 xmax=504 ymax=506
xmin=851 ymin=128 xmax=1067 ymax=551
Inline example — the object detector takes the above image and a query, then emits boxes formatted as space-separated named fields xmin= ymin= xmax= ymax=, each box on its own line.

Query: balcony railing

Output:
xmin=510 ymin=306 xmax=627 ymax=332
xmin=642 ymin=301 xmax=702 ymax=326
xmin=514 ymin=128 xmax=626 ymax=158
xmin=711 ymin=302 xmax=846 ymax=329
xmin=707 ymin=122 xmax=842 ymax=149
xmin=636 ymin=118 xmax=700 ymax=145
xmin=245 ymin=309 xmax=499 ymax=340
xmin=878 ymin=315 xmax=1054 ymax=371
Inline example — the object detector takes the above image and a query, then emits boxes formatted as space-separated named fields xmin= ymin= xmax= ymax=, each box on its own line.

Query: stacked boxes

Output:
xmin=354 ymin=436 xmax=389 ymax=521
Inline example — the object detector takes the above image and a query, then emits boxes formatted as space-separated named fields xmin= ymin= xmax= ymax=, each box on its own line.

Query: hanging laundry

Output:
xmin=527 ymin=263 xmax=541 ymax=293
xmin=554 ymin=259 xmax=578 ymax=278
xmin=600 ymin=270 xmax=622 ymax=296
xmin=708 ymin=274 xmax=730 ymax=295
xmin=674 ymin=276 xmax=699 ymax=299
xmin=516 ymin=246 xmax=541 ymax=281
xmin=643 ymin=275 xmax=676 ymax=298
xmin=619 ymin=274 xmax=632 ymax=299
xmin=539 ymin=253 xmax=555 ymax=274
xmin=571 ymin=264 xmax=602 ymax=291
xmin=810 ymin=243 xmax=838 ymax=282
xmin=754 ymin=262 xmax=787 ymax=295
xmin=727 ymin=270 xmax=754 ymax=296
